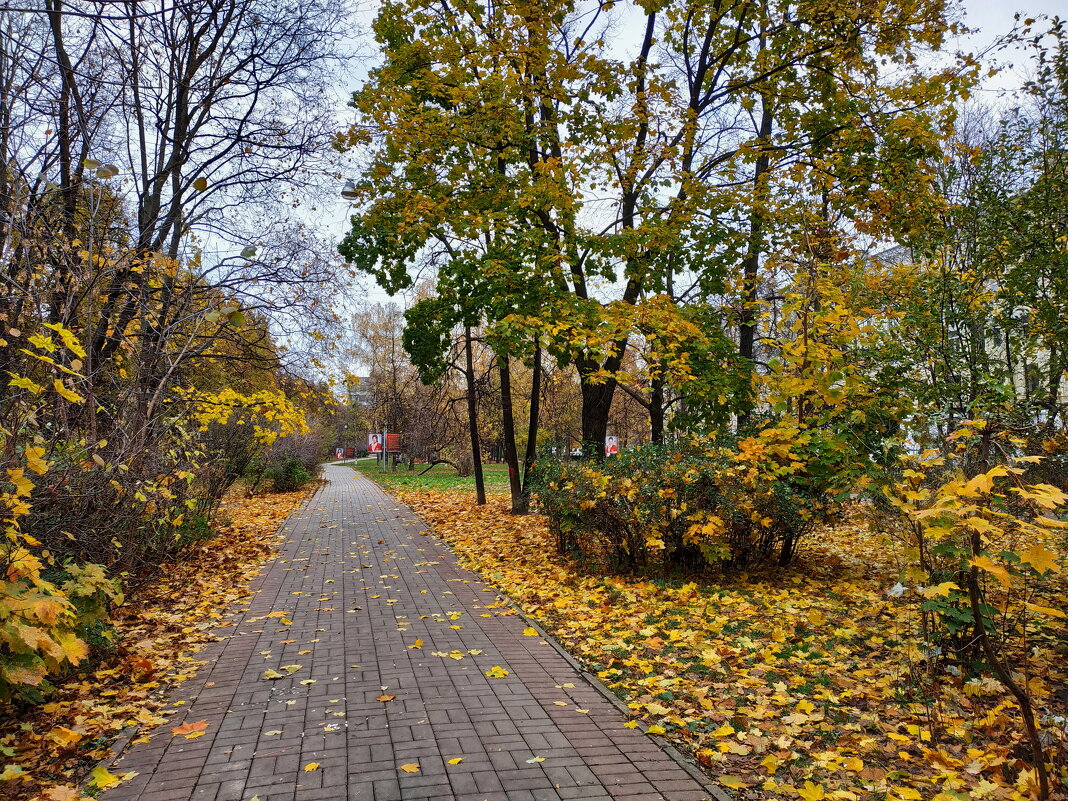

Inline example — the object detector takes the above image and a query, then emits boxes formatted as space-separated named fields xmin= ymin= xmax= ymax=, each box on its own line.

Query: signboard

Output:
xmin=605 ymin=435 xmax=619 ymax=456
xmin=368 ymin=433 xmax=383 ymax=453
xmin=334 ymin=447 xmax=344 ymax=460
xmin=386 ymin=433 xmax=402 ymax=452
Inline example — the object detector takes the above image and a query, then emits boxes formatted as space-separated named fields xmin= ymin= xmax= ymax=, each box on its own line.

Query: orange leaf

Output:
xmin=171 ymin=720 xmax=209 ymax=737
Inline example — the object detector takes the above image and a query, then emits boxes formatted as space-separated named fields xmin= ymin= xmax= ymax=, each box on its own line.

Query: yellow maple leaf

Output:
xmin=6 ymin=468 xmax=34 ymax=498
xmin=1018 ymin=544 xmax=1060 ymax=575
xmin=920 ymin=581 xmax=959 ymax=598
xmin=53 ymin=379 xmax=84 ymax=403
xmin=28 ymin=332 xmax=57 ymax=353
xmin=890 ymin=787 xmax=922 ymax=800
xmin=303 ymin=762 xmax=320 ymax=772
xmin=1025 ymin=601 xmax=1066 ymax=619
xmin=447 ymin=757 xmax=463 ymax=765
xmin=42 ymin=323 xmax=84 ymax=358
xmin=7 ymin=374 xmax=44 ymax=394
xmin=797 ymin=780 xmax=826 ymax=800
xmin=523 ymin=627 xmax=539 ymax=636
xmin=2 ymin=661 xmax=47 ymax=686
xmin=89 ymin=766 xmax=123 ymax=790
xmin=48 ymin=726 xmax=84 ymax=747
xmin=720 ymin=776 xmax=747 ymax=789
xmin=398 ymin=763 xmax=420 ymax=773
xmin=968 ymin=555 xmax=1012 ymax=588
xmin=24 ymin=445 xmax=48 ymax=475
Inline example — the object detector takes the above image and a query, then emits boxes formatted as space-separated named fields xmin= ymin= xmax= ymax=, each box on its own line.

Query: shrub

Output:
xmin=881 ymin=443 xmax=1067 ymax=799
xmin=531 ymin=434 xmax=834 ymax=574
xmin=264 ymin=457 xmax=313 ymax=492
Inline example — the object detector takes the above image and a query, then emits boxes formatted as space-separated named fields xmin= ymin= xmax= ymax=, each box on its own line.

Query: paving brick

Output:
xmin=102 ymin=466 xmax=715 ymax=801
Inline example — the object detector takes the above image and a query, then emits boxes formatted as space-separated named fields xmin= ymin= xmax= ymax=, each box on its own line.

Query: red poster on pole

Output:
xmin=385 ymin=433 xmax=402 ymax=452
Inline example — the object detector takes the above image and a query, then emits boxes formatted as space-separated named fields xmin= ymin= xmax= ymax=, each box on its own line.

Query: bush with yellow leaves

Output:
xmin=0 ymin=325 xmax=122 ymax=702
xmin=883 ymin=423 xmax=1068 ymax=800
xmin=531 ymin=434 xmax=835 ymax=573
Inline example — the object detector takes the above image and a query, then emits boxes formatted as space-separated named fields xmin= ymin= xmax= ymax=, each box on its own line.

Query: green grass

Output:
xmin=345 ymin=459 xmax=511 ymax=493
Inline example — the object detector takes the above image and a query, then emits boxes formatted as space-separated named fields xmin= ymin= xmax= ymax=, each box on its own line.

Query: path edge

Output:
xmin=372 ymin=476 xmax=734 ymax=801
xmin=101 ymin=481 xmax=325 ymax=772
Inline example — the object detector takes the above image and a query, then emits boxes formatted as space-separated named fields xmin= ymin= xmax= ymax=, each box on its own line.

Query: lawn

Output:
xmin=344 ymin=458 xmax=512 ymax=492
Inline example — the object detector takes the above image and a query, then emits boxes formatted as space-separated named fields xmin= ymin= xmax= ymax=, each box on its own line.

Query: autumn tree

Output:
xmin=341 ymin=0 xmax=970 ymax=450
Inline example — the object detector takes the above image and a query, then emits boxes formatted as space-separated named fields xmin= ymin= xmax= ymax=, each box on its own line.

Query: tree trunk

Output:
xmin=498 ymin=352 xmax=524 ymax=514
xmin=737 ymin=91 xmax=774 ymax=430
xmin=520 ymin=344 xmax=542 ymax=509
xmin=580 ymin=375 xmax=616 ymax=458
xmin=649 ymin=375 xmax=665 ymax=444
xmin=464 ymin=327 xmax=486 ymax=505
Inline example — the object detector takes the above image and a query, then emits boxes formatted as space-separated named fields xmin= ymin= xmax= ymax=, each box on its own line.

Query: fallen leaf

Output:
xmin=89 ymin=766 xmax=136 ymax=790
xmin=798 ymin=781 xmax=826 ymax=801
xmin=48 ymin=726 xmax=85 ymax=747
xmin=399 ymin=763 xmax=420 ymax=773
xmin=303 ymin=762 xmax=320 ymax=772
xmin=171 ymin=720 xmax=209 ymax=737
xmin=43 ymin=787 xmax=81 ymax=801
xmin=447 ymin=757 xmax=464 ymax=765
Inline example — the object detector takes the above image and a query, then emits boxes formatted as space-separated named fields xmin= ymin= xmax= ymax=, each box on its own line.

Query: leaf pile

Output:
xmin=401 ymin=490 xmax=1068 ymax=800
xmin=0 ymin=485 xmax=316 ymax=800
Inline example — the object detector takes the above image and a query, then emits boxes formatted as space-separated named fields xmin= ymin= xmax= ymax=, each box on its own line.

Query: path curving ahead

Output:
xmin=105 ymin=465 xmax=715 ymax=801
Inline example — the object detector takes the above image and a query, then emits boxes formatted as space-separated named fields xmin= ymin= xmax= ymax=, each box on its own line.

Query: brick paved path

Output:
xmin=105 ymin=465 xmax=714 ymax=801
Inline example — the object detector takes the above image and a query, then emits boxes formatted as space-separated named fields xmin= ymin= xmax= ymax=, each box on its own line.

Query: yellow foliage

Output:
xmin=173 ymin=387 xmax=309 ymax=445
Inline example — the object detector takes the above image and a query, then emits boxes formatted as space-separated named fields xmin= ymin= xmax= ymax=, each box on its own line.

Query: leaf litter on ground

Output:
xmin=0 ymin=485 xmax=318 ymax=801
xmin=400 ymin=489 xmax=1068 ymax=801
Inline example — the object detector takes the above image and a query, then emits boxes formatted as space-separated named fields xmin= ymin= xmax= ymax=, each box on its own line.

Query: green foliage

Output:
xmin=264 ymin=457 xmax=313 ymax=493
